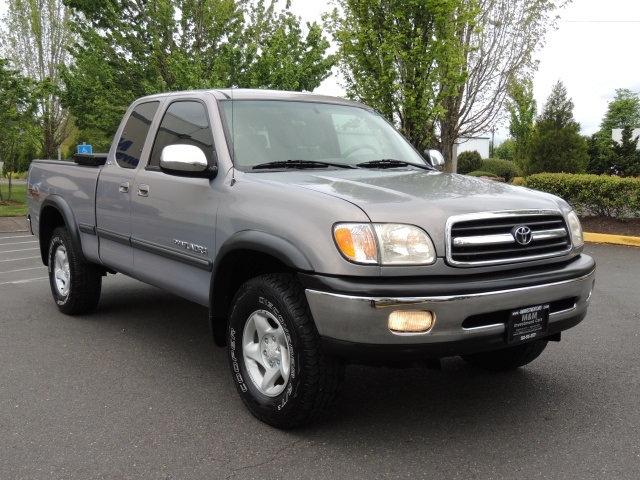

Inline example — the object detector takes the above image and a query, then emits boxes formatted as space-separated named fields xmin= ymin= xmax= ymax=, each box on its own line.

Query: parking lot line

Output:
xmin=0 ymin=256 xmax=40 ymax=263
xmin=0 ymin=247 xmax=39 ymax=254
xmin=0 ymin=276 xmax=48 ymax=286
xmin=1 ymin=266 xmax=44 ymax=274
xmin=0 ymin=235 xmax=33 ymax=240
xmin=0 ymin=240 xmax=38 ymax=247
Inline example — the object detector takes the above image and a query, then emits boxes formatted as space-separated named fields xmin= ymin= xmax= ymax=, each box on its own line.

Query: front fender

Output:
xmin=208 ymin=230 xmax=314 ymax=346
xmin=215 ymin=230 xmax=314 ymax=272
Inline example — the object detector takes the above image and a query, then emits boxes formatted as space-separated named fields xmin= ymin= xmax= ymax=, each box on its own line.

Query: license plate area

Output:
xmin=507 ymin=304 xmax=549 ymax=344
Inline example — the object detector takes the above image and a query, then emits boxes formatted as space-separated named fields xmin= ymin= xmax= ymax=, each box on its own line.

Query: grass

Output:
xmin=0 ymin=182 xmax=28 ymax=217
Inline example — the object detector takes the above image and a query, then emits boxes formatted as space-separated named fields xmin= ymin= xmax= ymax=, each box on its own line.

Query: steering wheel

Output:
xmin=343 ymin=144 xmax=378 ymax=157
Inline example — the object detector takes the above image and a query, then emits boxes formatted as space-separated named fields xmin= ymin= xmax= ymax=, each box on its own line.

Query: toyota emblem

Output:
xmin=513 ymin=226 xmax=533 ymax=246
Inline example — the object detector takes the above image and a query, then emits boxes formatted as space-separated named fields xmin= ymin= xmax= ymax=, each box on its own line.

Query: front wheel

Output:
xmin=48 ymin=226 xmax=102 ymax=315
xmin=228 ymin=273 xmax=344 ymax=428
xmin=461 ymin=339 xmax=549 ymax=371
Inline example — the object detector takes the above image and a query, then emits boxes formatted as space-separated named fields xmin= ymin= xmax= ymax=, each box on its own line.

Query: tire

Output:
xmin=461 ymin=339 xmax=549 ymax=371
xmin=227 ymin=273 xmax=345 ymax=428
xmin=47 ymin=226 xmax=102 ymax=315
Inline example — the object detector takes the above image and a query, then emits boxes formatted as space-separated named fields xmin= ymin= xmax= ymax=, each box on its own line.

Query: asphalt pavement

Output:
xmin=1 ymin=233 xmax=639 ymax=479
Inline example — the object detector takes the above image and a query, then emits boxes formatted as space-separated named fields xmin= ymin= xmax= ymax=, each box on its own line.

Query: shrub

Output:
xmin=457 ymin=150 xmax=483 ymax=174
xmin=481 ymin=158 xmax=519 ymax=182
xmin=468 ymin=170 xmax=498 ymax=178
xmin=511 ymin=177 xmax=525 ymax=186
xmin=524 ymin=173 xmax=640 ymax=219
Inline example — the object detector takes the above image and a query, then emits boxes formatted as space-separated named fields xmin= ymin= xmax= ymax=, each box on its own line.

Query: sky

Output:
xmin=290 ymin=0 xmax=640 ymax=138
xmin=1 ymin=0 xmax=639 ymax=138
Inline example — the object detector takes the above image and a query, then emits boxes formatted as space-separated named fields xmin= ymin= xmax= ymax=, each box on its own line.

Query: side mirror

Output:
xmin=424 ymin=149 xmax=445 ymax=168
xmin=160 ymin=144 xmax=218 ymax=178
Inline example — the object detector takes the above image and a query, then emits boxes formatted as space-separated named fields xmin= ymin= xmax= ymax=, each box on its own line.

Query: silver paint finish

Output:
xmin=26 ymin=89 xmax=595 ymax=350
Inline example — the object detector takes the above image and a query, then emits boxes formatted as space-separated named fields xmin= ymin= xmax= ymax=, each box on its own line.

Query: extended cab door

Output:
xmin=95 ymin=101 xmax=161 ymax=274
xmin=129 ymin=99 xmax=219 ymax=306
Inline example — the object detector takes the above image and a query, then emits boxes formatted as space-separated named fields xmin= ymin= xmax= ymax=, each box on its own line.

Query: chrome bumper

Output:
xmin=305 ymin=270 xmax=595 ymax=346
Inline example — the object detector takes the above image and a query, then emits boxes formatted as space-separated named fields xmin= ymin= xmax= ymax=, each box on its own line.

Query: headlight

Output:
xmin=333 ymin=223 xmax=436 ymax=265
xmin=566 ymin=210 xmax=584 ymax=248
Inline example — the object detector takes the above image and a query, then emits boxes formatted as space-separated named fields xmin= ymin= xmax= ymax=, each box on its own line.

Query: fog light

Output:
xmin=388 ymin=311 xmax=435 ymax=333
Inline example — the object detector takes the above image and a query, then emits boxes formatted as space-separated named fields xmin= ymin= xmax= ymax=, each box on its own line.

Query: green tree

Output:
xmin=587 ymin=88 xmax=640 ymax=174
xmin=438 ymin=0 xmax=564 ymax=172
xmin=494 ymin=138 xmax=515 ymax=161
xmin=506 ymin=77 xmax=536 ymax=172
xmin=610 ymin=125 xmax=640 ymax=177
xmin=1 ymin=0 xmax=74 ymax=159
xmin=62 ymin=0 xmax=335 ymax=137
xmin=326 ymin=0 xmax=475 ymax=163
xmin=600 ymin=88 xmax=640 ymax=133
xmin=528 ymin=81 xmax=588 ymax=174
xmin=0 ymin=59 xmax=38 ymax=202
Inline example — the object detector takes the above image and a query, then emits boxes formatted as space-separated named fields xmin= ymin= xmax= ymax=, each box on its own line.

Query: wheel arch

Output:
xmin=209 ymin=231 xmax=314 ymax=347
xmin=39 ymin=195 xmax=86 ymax=266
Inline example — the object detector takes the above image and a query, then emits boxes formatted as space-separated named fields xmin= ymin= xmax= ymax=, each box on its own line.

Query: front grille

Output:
xmin=447 ymin=211 xmax=572 ymax=267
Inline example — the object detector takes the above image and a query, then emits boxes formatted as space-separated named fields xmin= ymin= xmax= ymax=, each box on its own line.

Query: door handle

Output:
xmin=119 ymin=182 xmax=130 ymax=193
xmin=138 ymin=184 xmax=150 ymax=197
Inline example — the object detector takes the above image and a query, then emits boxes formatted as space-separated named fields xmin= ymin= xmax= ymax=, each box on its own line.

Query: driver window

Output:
xmin=149 ymin=101 xmax=214 ymax=168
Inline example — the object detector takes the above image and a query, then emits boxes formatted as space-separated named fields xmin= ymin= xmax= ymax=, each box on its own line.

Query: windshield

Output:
xmin=220 ymin=100 xmax=429 ymax=171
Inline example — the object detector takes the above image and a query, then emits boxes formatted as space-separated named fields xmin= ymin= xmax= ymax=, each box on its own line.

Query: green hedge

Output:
xmin=468 ymin=170 xmax=499 ymax=178
xmin=457 ymin=151 xmax=483 ymax=174
xmin=481 ymin=158 xmax=519 ymax=182
xmin=523 ymin=173 xmax=640 ymax=218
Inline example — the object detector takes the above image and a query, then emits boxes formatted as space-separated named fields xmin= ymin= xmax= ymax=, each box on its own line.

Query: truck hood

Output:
xmin=256 ymin=169 xmax=565 ymax=217
xmin=251 ymin=168 xmax=568 ymax=252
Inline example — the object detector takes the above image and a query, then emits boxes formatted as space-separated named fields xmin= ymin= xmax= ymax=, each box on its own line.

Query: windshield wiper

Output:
xmin=253 ymin=160 xmax=357 ymax=170
xmin=356 ymin=159 xmax=431 ymax=170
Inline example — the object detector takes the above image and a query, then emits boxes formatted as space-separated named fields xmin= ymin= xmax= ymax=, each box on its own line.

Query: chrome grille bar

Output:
xmin=446 ymin=211 xmax=573 ymax=267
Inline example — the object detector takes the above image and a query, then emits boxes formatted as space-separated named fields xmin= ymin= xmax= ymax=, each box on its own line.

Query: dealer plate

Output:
xmin=507 ymin=304 xmax=549 ymax=344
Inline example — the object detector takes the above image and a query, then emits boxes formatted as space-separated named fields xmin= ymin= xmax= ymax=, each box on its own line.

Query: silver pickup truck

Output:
xmin=27 ymin=89 xmax=595 ymax=428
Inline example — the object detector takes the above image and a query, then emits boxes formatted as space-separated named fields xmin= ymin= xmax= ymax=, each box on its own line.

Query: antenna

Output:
xmin=230 ymin=86 xmax=236 ymax=187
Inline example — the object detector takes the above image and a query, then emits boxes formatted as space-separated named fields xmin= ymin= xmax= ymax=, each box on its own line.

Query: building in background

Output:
xmin=456 ymin=136 xmax=491 ymax=159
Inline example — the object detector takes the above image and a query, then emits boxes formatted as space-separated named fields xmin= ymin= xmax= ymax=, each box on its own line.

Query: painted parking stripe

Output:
xmin=0 ymin=266 xmax=45 ymax=274
xmin=0 ymin=240 xmax=38 ymax=247
xmin=0 ymin=256 xmax=40 ymax=263
xmin=0 ymin=247 xmax=39 ymax=254
xmin=0 ymin=276 xmax=48 ymax=286
xmin=0 ymin=235 xmax=33 ymax=240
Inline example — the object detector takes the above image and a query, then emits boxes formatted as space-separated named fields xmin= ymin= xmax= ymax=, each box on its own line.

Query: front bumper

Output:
xmin=304 ymin=257 xmax=595 ymax=360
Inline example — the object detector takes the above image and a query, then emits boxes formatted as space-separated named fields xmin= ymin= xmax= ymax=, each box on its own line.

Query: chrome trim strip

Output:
xmin=79 ymin=223 xmax=96 ymax=235
xmin=446 ymin=210 xmax=572 ymax=267
xmin=130 ymin=237 xmax=213 ymax=271
xmin=532 ymin=228 xmax=568 ymax=241
xmin=461 ymin=323 xmax=505 ymax=333
xmin=453 ymin=228 xmax=567 ymax=247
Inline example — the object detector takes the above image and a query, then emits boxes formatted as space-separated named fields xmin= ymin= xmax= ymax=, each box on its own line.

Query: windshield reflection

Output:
xmin=220 ymin=100 xmax=429 ymax=171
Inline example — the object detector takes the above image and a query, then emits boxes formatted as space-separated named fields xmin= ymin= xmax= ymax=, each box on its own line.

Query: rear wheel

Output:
xmin=47 ymin=226 xmax=102 ymax=315
xmin=228 ymin=273 xmax=344 ymax=428
xmin=461 ymin=339 xmax=549 ymax=371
